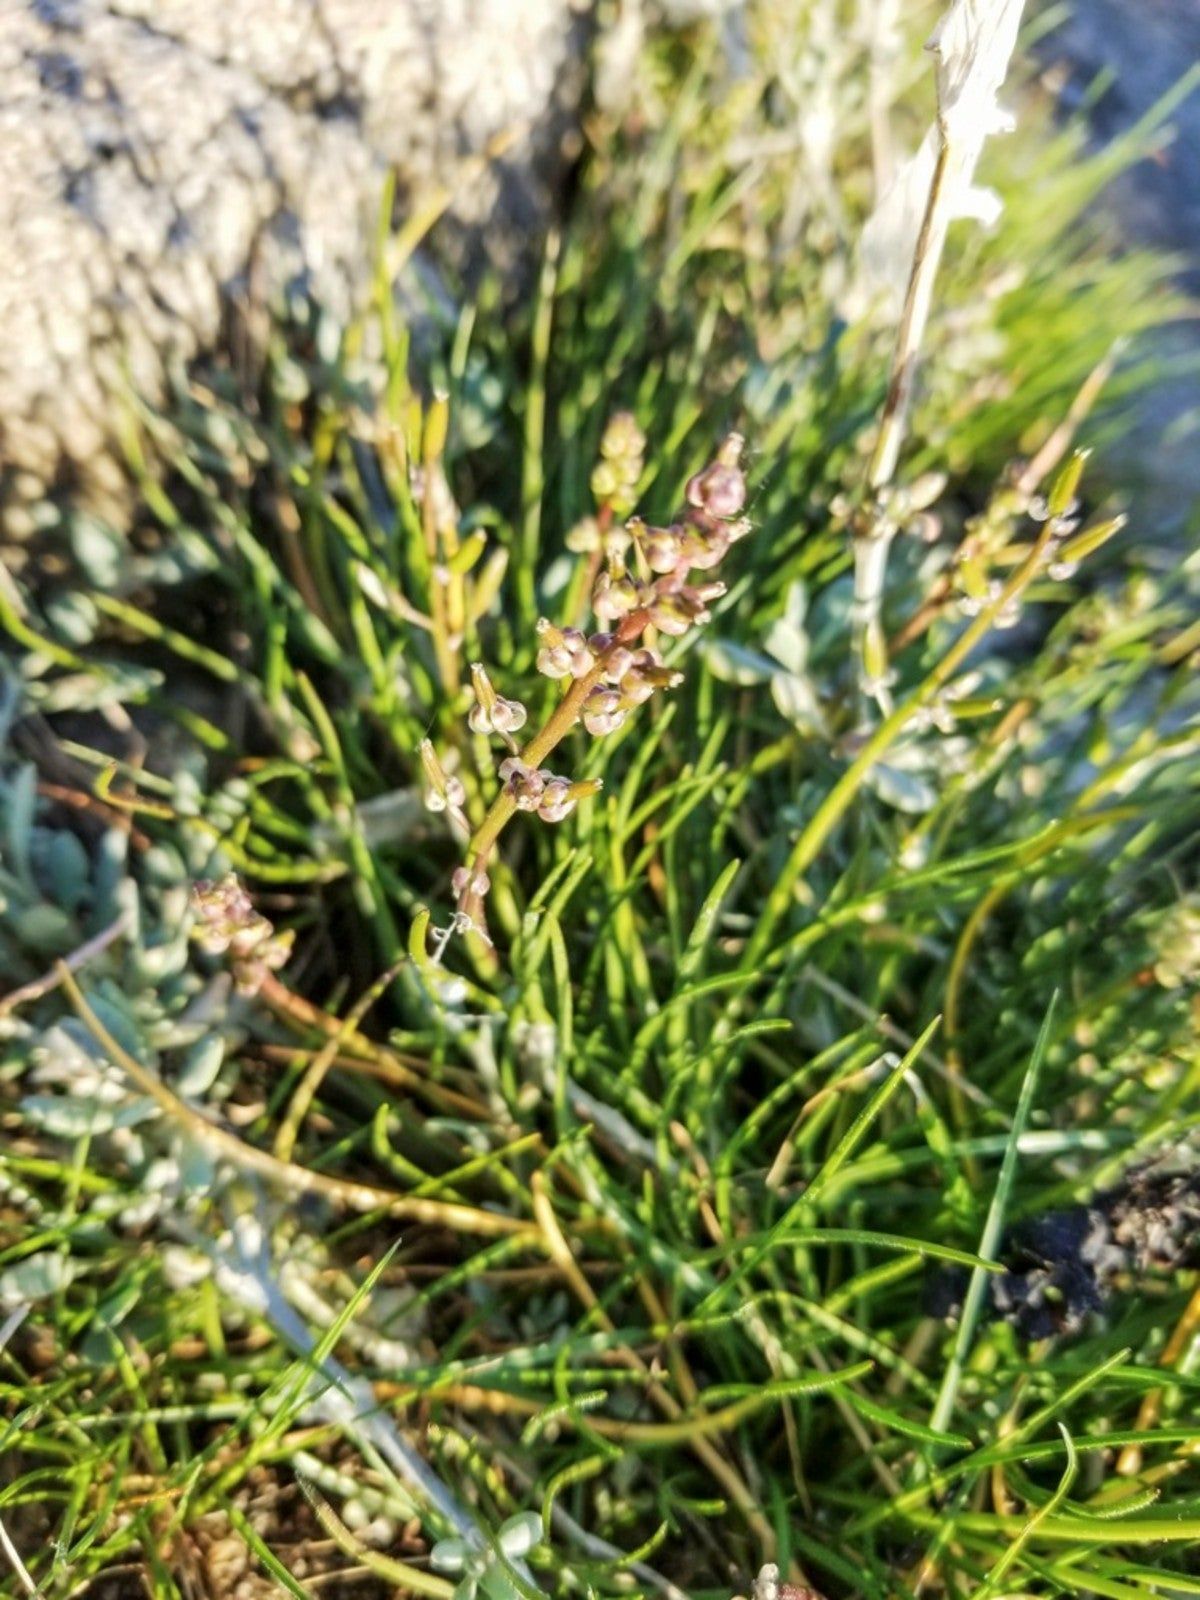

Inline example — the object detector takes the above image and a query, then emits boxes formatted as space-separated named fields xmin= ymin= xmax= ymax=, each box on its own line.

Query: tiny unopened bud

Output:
xmin=451 ymin=865 xmax=491 ymax=900
xmin=602 ymin=645 xmax=637 ymax=684
xmin=565 ymin=515 xmax=601 ymax=554
xmin=907 ymin=471 xmax=948 ymax=513
xmin=590 ymin=459 xmax=620 ymax=502
xmin=600 ymin=411 xmax=646 ymax=463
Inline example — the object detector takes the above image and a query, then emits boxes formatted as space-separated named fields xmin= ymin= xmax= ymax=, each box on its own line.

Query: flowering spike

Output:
xmin=445 ymin=431 xmax=752 ymax=933
xmin=591 ymin=411 xmax=646 ymax=515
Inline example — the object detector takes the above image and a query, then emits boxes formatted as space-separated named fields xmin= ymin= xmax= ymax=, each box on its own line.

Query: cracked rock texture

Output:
xmin=0 ymin=0 xmax=588 ymax=525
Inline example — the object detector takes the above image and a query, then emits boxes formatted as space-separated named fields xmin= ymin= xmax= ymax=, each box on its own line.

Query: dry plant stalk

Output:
xmin=854 ymin=0 xmax=1027 ymax=706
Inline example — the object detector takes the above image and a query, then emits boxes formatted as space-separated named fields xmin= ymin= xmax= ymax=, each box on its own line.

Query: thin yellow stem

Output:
xmin=1116 ymin=1284 xmax=1200 ymax=1477
xmin=273 ymin=960 xmax=401 ymax=1162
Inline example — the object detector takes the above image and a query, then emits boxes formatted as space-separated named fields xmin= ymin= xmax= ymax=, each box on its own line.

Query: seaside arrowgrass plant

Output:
xmin=1 ymin=3 xmax=1198 ymax=1599
xmin=430 ymin=426 xmax=748 ymax=942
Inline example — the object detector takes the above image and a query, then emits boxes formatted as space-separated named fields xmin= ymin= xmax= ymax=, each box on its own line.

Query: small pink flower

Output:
xmin=536 ymin=777 xmax=577 ymax=823
xmin=685 ymin=433 xmax=747 ymax=519
xmin=592 ymin=569 xmax=644 ymax=622
xmin=632 ymin=518 xmax=684 ymax=575
xmin=499 ymin=757 xmax=547 ymax=811
xmin=535 ymin=619 xmax=594 ymax=680
xmin=582 ymin=685 xmax=629 ymax=736
xmin=601 ymin=645 xmax=636 ymax=684
xmin=468 ymin=663 xmax=527 ymax=735
xmin=678 ymin=513 xmax=732 ymax=571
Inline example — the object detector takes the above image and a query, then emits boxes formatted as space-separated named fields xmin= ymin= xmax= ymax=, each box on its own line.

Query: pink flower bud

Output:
xmin=690 ymin=580 xmax=728 ymax=605
xmin=452 ymin=865 xmax=492 ymax=899
xmin=645 ymin=593 xmax=694 ymax=636
xmin=602 ymin=645 xmax=636 ymax=684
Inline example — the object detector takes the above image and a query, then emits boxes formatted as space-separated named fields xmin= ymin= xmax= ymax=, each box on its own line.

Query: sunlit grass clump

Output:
xmin=1 ymin=5 xmax=1197 ymax=1600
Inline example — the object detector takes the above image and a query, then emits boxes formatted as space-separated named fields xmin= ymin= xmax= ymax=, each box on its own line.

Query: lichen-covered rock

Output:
xmin=0 ymin=0 xmax=590 ymax=526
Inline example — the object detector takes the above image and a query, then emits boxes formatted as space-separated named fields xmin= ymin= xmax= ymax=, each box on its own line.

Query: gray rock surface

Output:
xmin=1 ymin=0 xmax=1193 ymax=537
xmin=0 ymin=0 xmax=589 ymax=524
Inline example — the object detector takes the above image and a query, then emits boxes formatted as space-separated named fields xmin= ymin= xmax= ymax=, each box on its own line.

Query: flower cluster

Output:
xmin=190 ymin=874 xmax=293 ymax=996
xmin=534 ymin=620 xmax=594 ymax=679
xmin=580 ymin=644 xmax=682 ymax=735
xmin=586 ymin=435 xmax=748 ymax=637
xmin=498 ymin=758 xmax=602 ymax=823
xmin=562 ymin=432 xmax=747 ymax=735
